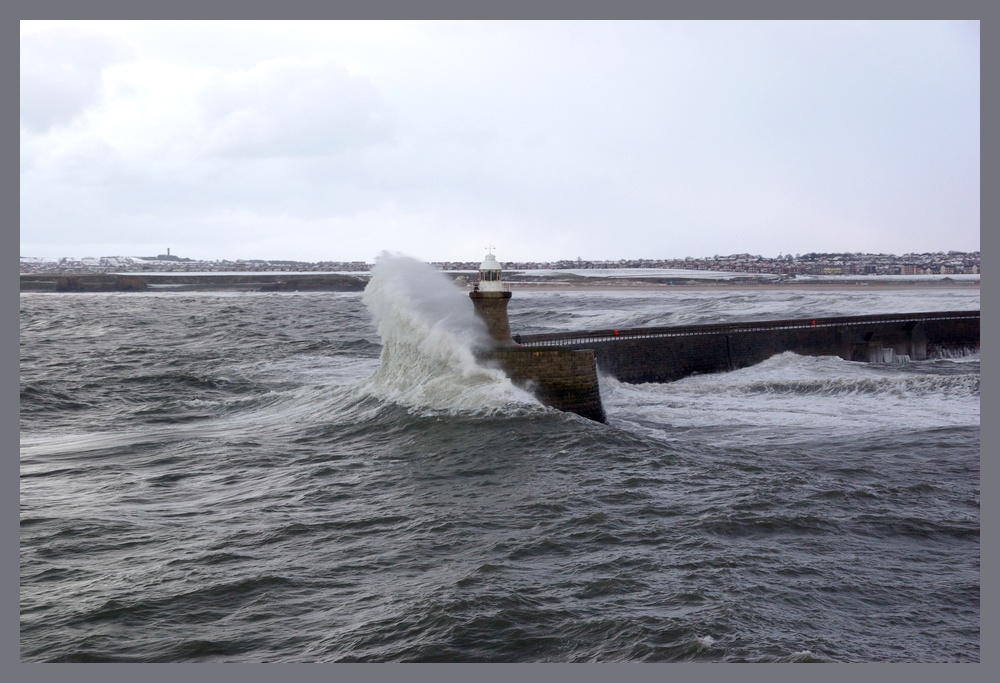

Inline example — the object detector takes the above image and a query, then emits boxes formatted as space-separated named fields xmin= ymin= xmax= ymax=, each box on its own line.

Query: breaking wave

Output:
xmin=668 ymin=352 xmax=980 ymax=398
xmin=601 ymin=351 xmax=979 ymax=440
xmin=360 ymin=254 xmax=537 ymax=415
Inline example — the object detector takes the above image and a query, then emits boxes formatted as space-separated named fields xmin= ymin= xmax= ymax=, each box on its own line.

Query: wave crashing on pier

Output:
xmin=360 ymin=253 xmax=534 ymax=415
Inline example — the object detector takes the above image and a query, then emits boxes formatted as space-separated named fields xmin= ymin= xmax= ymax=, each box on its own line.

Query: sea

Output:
xmin=19 ymin=257 xmax=980 ymax=662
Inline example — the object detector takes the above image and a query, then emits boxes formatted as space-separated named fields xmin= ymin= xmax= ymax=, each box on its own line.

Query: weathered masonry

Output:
xmin=469 ymin=250 xmax=606 ymax=423
xmin=479 ymin=346 xmax=607 ymax=423
xmin=466 ymin=251 xmax=979 ymax=422
xmin=515 ymin=311 xmax=980 ymax=385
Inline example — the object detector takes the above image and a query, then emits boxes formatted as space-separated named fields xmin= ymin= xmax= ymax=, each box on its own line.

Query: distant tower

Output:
xmin=470 ymin=247 xmax=515 ymax=346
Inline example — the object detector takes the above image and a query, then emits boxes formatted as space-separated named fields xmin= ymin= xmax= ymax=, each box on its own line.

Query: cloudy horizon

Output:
xmin=19 ymin=20 xmax=980 ymax=263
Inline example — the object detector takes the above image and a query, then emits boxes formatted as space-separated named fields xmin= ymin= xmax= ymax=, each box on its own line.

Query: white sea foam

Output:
xmin=19 ymin=381 xmax=386 ymax=461
xmin=604 ymin=351 xmax=979 ymax=440
xmin=779 ymin=649 xmax=833 ymax=662
xmin=360 ymin=254 xmax=538 ymax=414
xmin=19 ymin=429 xmax=181 ymax=460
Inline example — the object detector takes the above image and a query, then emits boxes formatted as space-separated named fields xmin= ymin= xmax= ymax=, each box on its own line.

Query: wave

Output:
xmin=359 ymin=254 xmax=538 ymax=416
xmin=601 ymin=351 xmax=979 ymax=438
xmin=648 ymin=352 xmax=979 ymax=398
xmin=930 ymin=347 xmax=980 ymax=361
xmin=716 ymin=372 xmax=979 ymax=399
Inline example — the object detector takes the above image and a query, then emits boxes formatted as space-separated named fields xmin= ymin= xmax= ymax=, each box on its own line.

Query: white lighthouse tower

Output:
xmin=469 ymin=247 xmax=515 ymax=346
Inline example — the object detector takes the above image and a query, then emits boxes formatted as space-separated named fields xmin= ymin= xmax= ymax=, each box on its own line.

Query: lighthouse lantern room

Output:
xmin=475 ymin=248 xmax=507 ymax=292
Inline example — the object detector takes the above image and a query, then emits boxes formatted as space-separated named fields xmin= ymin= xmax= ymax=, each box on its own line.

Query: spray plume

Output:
xmin=361 ymin=253 xmax=535 ymax=414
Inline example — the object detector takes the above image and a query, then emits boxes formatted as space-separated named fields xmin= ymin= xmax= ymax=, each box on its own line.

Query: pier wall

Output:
xmin=517 ymin=311 xmax=979 ymax=385
xmin=477 ymin=347 xmax=606 ymax=423
xmin=922 ymin=316 xmax=981 ymax=356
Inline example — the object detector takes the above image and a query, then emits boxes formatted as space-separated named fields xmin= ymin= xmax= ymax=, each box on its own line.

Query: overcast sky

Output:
xmin=19 ymin=20 xmax=979 ymax=263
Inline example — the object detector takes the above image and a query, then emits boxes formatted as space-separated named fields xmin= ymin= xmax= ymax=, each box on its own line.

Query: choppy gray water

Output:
xmin=20 ymin=264 xmax=979 ymax=662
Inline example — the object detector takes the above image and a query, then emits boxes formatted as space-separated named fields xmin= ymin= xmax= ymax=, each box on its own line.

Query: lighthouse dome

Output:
xmin=479 ymin=253 xmax=502 ymax=271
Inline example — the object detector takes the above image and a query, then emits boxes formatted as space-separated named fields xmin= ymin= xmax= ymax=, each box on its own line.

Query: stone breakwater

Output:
xmin=476 ymin=347 xmax=607 ymax=423
xmin=516 ymin=311 xmax=980 ymax=386
xmin=474 ymin=311 xmax=979 ymax=421
xmin=17 ymin=274 xmax=149 ymax=292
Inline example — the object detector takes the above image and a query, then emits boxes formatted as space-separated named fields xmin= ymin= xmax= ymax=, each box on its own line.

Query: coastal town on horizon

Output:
xmin=20 ymin=249 xmax=982 ymax=278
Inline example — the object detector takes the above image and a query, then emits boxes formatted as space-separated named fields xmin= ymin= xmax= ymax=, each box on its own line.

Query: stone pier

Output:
xmin=516 ymin=311 xmax=980 ymax=385
xmin=466 ymin=251 xmax=977 ymax=423
xmin=476 ymin=347 xmax=607 ymax=423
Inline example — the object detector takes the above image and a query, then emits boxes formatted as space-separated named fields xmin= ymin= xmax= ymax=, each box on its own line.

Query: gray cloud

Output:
xmin=19 ymin=28 xmax=133 ymax=132
xmin=199 ymin=60 xmax=395 ymax=159
xmin=19 ymin=21 xmax=979 ymax=262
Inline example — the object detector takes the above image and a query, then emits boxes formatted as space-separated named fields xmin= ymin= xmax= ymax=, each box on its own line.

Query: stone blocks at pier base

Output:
xmin=477 ymin=346 xmax=607 ymax=423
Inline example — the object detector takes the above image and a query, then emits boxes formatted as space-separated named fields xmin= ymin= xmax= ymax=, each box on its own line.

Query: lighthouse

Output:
xmin=469 ymin=247 xmax=607 ymax=422
xmin=470 ymin=248 xmax=516 ymax=346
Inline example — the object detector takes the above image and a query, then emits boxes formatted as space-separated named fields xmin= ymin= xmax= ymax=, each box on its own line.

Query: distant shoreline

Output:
xmin=19 ymin=271 xmax=980 ymax=293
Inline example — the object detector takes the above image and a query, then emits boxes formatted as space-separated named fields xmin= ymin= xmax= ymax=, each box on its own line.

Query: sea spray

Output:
xmin=361 ymin=253 xmax=537 ymax=414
